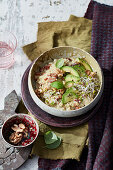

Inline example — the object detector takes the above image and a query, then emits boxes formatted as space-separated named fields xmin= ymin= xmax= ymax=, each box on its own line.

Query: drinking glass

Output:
xmin=0 ymin=31 xmax=17 ymax=69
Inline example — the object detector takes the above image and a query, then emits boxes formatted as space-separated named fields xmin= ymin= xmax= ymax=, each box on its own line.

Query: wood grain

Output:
xmin=0 ymin=91 xmax=31 ymax=170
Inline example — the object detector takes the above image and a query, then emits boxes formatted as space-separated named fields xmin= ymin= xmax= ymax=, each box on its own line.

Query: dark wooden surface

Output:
xmin=0 ymin=91 xmax=32 ymax=170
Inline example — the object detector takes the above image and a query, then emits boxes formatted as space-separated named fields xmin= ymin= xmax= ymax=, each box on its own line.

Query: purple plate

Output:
xmin=21 ymin=64 xmax=103 ymax=128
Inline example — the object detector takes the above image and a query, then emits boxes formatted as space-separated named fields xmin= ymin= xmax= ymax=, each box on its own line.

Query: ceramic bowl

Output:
xmin=2 ymin=114 xmax=39 ymax=147
xmin=28 ymin=46 xmax=104 ymax=117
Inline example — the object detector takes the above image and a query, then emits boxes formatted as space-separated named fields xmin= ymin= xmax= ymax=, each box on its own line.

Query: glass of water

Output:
xmin=0 ymin=31 xmax=17 ymax=69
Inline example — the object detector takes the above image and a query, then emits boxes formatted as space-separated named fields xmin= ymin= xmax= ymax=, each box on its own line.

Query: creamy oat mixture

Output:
xmin=34 ymin=56 xmax=100 ymax=111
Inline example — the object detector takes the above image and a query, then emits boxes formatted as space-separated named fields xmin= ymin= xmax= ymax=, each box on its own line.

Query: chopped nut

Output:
xmin=74 ymin=101 xmax=79 ymax=106
xmin=13 ymin=137 xmax=22 ymax=144
xmin=9 ymin=132 xmax=23 ymax=144
xmin=50 ymin=73 xmax=58 ymax=77
xmin=13 ymin=124 xmax=18 ymax=127
xmin=16 ymin=128 xmax=24 ymax=132
xmin=11 ymin=124 xmax=25 ymax=132
xmin=9 ymin=132 xmax=15 ymax=140
xmin=90 ymin=72 xmax=96 ymax=77
xmin=11 ymin=126 xmax=19 ymax=132
xmin=48 ymin=77 xmax=57 ymax=83
xmin=15 ymin=132 xmax=23 ymax=138
xmin=56 ymin=68 xmax=64 ymax=75
xmin=9 ymin=123 xmax=29 ymax=145
xmin=19 ymin=123 xmax=25 ymax=129
xmin=75 ymin=106 xmax=80 ymax=109
xmin=11 ymin=126 xmax=24 ymax=132
xmin=86 ymin=70 xmax=91 ymax=76
xmin=58 ymin=89 xmax=65 ymax=94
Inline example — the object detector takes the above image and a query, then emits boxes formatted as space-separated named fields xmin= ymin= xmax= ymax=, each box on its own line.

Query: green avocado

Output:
xmin=62 ymin=88 xmax=78 ymax=104
xmin=73 ymin=64 xmax=86 ymax=77
xmin=65 ymin=74 xmax=80 ymax=82
xmin=61 ymin=66 xmax=80 ymax=77
xmin=55 ymin=58 xmax=64 ymax=69
xmin=75 ymin=58 xmax=93 ymax=71
xmin=65 ymin=87 xmax=76 ymax=93
xmin=51 ymin=81 xmax=64 ymax=89
xmin=65 ymin=81 xmax=74 ymax=88
xmin=80 ymin=59 xmax=93 ymax=71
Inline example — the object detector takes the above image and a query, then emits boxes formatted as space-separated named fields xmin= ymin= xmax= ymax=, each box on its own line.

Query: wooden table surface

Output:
xmin=0 ymin=0 xmax=112 ymax=169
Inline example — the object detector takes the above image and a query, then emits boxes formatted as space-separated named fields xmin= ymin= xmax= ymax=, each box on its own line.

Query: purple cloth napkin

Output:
xmin=38 ymin=1 xmax=113 ymax=169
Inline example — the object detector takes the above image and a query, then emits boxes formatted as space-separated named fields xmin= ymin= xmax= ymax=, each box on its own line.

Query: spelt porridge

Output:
xmin=34 ymin=56 xmax=100 ymax=111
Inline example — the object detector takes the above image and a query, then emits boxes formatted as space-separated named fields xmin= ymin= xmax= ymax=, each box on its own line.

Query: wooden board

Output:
xmin=0 ymin=91 xmax=32 ymax=170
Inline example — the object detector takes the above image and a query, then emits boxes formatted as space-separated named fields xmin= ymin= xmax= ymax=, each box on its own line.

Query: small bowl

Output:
xmin=28 ymin=46 xmax=104 ymax=117
xmin=2 ymin=114 xmax=39 ymax=147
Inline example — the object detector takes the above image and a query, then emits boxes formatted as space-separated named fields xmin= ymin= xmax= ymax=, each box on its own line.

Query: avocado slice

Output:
xmin=80 ymin=59 xmax=93 ymax=71
xmin=73 ymin=64 xmax=86 ymax=77
xmin=75 ymin=58 xmax=93 ymax=71
xmin=56 ymin=58 xmax=64 ymax=69
xmin=51 ymin=81 xmax=64 ymax=89
xmin=65 ymin=81 xmax=74 ymax=88
xmin=61 ymin=66 xmax=80 ymax=77
xmin=66 ymin=87 xmax=77 ymax=93
xmin=62 ymin=88 xmax=78 ymax=104
xmin=65 ymin=74 xmax=80 ymax=82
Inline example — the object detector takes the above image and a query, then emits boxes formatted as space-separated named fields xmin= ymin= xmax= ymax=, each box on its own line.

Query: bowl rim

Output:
xmin=1 ymin=113 xmax=39 ymax=148
xmin=28 ymin=46 xmax=104 ymax=113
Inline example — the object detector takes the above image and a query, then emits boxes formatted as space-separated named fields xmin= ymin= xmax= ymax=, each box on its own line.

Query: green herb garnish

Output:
xmin=51 ymin=81 xmax=64 ymax=89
